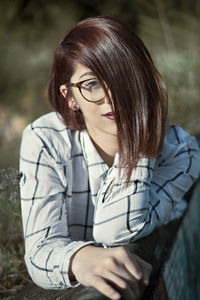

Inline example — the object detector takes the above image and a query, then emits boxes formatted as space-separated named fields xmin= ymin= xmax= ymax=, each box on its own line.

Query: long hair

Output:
xmin=48 ymin=14 xmax=168 ymax=182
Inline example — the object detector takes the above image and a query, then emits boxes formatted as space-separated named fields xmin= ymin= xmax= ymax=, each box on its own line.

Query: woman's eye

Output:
xmin=85 ymin=79 xmax=100 ymax=89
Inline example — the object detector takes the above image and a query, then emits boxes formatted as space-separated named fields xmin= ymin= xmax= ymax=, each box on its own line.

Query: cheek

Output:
xmin=80 ymin=103 xmax=99 ymax=118
xmin=82 ymin=109 xmax=100 ymax=123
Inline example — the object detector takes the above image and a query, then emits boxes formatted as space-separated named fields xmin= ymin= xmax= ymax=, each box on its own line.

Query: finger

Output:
xmin=99 ymin=255 xmax=132 ymax=289
xmin=102 ymin=270 xmax=128 ymax=291
xmin=91 ymin=275 xmax=121 ymax=300
xmin=134 ymin=255 xmax=152 ymax=285
xmin=109 ymin=260 xmax=138 ymax=283
xmin=108 ymin=270 xmax=141 ymax=299
xmin=118 ymin=249 xmax=143 ymax=281
xmin=113 ymin=247 xmax=143 ymax=281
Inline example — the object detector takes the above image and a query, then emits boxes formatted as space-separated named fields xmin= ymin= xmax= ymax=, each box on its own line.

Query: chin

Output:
xmin=103 ymin=129 xmax=117 ymax=136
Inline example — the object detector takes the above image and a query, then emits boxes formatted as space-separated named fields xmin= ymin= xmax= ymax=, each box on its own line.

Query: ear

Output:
xmin=59 ymin=84 xmax=79 ymax=110
xmin=60 ymin=84 xmax=68 ymax=98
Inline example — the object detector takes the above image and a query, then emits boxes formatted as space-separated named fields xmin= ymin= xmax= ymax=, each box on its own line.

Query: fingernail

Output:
xmin=136 ymin=271 xmax=142 ymax=280
xmin=112 ymin=292 xmax=120 ymax=299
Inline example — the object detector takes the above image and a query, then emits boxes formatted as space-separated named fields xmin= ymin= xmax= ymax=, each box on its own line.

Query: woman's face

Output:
xmin=61 ymin=63 xmax=117 ymax=137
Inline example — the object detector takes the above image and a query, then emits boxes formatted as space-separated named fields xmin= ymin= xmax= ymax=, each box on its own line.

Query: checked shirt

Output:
xmin=19 ymin=112 xmax=200 ymax=289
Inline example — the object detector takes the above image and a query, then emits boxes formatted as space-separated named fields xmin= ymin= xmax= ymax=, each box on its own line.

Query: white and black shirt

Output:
xmin=20 ymin=112 xmax=200 ymax=290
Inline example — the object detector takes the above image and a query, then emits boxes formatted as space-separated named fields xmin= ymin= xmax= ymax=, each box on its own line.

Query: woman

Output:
xmin=20 ymin=15 xmax=200 ymax=299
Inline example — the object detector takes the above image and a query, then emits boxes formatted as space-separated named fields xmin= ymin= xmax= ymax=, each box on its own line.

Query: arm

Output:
xmin=70 ymin=245 xmax=152 ymax=300
xmin=20 ymin=127 xmax=93 ymax=289
xmin=20 ymin=126 xmax=152 ymax=298
xmin=20 ymin=128 xmax=151 ymax=299
xmin=93 ymin=126 xmax=200 ymax=245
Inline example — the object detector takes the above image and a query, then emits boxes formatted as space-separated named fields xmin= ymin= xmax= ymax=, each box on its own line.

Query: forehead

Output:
xmin=71 ymin=63 xmax=95 ymax=82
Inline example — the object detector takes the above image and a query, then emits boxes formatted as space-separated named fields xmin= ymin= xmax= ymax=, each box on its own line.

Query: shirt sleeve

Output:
xmin=20 ymin=127 xmax=94 ymax=290
xmin=93 ymin=126 xmax=200 ymax=246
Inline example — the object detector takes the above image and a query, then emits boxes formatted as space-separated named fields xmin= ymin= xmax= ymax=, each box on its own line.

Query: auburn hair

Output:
xmin=48 ymin=14 xmax=168 ymax=183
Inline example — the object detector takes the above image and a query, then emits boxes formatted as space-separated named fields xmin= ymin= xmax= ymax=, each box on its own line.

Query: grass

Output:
xmin=0 ymin=168 xmax=30 ymax=299
xmin=0 ymin=243 xmax=30 ymax=299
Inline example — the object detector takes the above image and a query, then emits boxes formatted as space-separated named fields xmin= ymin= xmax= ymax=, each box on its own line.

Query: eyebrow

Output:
xmin=79 ymin=71 xmax=95 ymax=80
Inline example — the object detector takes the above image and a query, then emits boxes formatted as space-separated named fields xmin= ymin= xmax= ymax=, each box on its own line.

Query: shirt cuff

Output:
xmin=60 ymin=240 xmax=96 ymax=288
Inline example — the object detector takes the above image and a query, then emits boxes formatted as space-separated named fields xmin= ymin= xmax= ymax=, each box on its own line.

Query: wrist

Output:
xmin=70 ymin=245 xmax=94 ymax=280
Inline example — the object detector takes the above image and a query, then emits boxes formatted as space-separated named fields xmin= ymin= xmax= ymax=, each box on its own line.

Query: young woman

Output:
xmin=20 ymin=15 xmax=200 ymax=299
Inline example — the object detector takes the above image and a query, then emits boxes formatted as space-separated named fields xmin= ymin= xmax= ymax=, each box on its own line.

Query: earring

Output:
xmin=72 ymin=105 xmax=79 ymax=111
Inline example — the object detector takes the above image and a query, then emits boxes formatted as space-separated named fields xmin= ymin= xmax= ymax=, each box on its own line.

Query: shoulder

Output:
xmin=25 ymin=112 xmax=67 ymax=132
xmin=164 ymin=125 xmax=199 ymax=148
xmin=22 ymin=112 xmax=75 ymax=164
xmin=164 ymin=125 xmax=197 ymax=144
xmin=159 ymin=125 xmax=200 ymax=161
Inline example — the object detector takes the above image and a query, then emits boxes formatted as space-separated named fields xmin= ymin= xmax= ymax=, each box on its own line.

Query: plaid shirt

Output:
xmin=20 ymin=112 xmax=200 ymax=290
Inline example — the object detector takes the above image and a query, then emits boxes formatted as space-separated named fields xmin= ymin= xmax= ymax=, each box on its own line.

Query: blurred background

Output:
xmin=0 ymin=0 xmax=199 ymax=298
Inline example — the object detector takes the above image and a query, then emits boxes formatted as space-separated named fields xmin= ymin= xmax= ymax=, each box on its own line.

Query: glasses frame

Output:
xmin=65 ymin=78 xmax=106 ymax=103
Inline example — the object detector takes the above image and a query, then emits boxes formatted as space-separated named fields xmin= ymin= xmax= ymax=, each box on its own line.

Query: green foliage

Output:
xmin=0 ymin=243 xmax=29 ymax=299
xmin=0 ymin=168 xmax=30 ymax=299
xmin=138 ymin=5 xmax=200 ymax=136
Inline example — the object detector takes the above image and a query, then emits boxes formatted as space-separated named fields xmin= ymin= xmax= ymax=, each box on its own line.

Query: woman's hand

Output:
xmin=70 ymin=245 xmax=152 ymax=299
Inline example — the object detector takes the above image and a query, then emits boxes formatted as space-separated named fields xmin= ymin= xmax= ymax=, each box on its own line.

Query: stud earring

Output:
xmin=72 ymin=105 xmax=79 ymax=111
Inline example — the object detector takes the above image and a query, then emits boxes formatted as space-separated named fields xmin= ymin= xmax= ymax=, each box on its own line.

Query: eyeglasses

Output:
xmin=65 ymin=78 xmax=106 ymax=102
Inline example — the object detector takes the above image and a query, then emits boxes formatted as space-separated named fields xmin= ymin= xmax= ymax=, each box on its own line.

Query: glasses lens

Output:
xmin=81 ymin=79 xmax=105 ymax=102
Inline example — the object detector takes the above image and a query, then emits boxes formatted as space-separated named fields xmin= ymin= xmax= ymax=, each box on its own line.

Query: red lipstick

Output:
xmin=102 ymin=112 xmax=115 ymax=120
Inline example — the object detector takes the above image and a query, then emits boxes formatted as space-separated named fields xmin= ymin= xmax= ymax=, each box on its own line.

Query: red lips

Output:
xmin=102 ymin=112 xmax=113 ymax=117
xmin=102 ymin=112 xmax=115 ymax=120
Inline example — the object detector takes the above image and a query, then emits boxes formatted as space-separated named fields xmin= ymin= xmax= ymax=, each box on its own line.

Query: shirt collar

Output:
xmin=80 ymin=129 xmax=109 ymax=178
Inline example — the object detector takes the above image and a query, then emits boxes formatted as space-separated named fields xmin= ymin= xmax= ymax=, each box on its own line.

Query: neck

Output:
xmin=87 ymin=128 xmax=118 ymax=168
